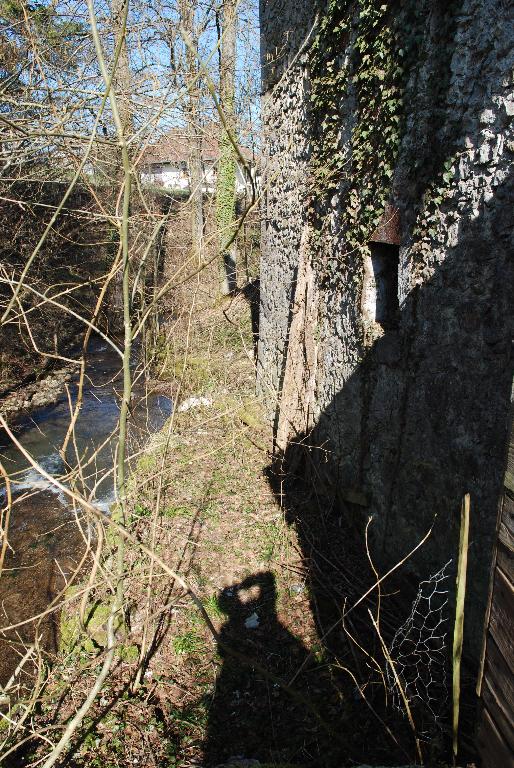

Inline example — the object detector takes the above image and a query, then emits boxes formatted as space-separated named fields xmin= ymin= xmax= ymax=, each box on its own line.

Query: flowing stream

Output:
xmin=0 ymin=338 xmax=172 ymax=686
xmin=0 ymin=337 xmax=172 ymax=510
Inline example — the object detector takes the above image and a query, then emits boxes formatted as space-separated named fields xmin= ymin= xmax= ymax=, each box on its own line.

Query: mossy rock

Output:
xmin=116 ymin=643 xmax=139 ymax=662
xmin=59 ymin=585 xmax=83 ymax=653
xmin=237 ymin=399 xmax=265 ymax=430
xmin=60 ymin=594 xmax=121 ymax=655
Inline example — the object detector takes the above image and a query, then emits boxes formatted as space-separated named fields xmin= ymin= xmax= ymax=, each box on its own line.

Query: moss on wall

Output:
xmin=308 ymin=0 xmax=424 ymax=256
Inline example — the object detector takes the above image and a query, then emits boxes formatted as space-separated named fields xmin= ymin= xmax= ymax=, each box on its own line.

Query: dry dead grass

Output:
xmin=1 ymin=259 xmax=439 ymax=767
xmin=3 ymin=288 xmax=338 ymax=768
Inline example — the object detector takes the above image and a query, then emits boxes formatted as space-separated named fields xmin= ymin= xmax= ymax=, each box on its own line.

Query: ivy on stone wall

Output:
xmin=308 ymin=0 xmax=422 ymax=261
xmin=308 ymin=0 xmax=465 ymax=278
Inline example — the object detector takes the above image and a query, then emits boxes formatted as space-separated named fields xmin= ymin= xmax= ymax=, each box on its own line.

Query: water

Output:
xmin=0 ymin=338 xmax=172 ymax=510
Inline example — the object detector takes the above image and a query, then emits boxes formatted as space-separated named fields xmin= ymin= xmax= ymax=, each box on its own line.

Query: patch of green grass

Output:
xmin=166 ymin=355 xmax=214 ymax=392
xmin=172 ymin=630 xmax=204 ymax=656
xmin=209 ymin=468 xmax=229 ymax=493
xmin=203 ymin=594 xmax=225 ymax=620
xmin=257 ymin=519 xmax=283 ymax=562
xmin=136 ymin=453 xmax=157 ymax=473
xmin=200 ymin=499 xmax=220 ymax=521
xmin=163 ymin=504 xmax=193 ymax=518
xmin=207 ymin=541 xmax=226 ymax=555
xmin=213 ymin=321 xmax=245 ymax=349
xmin=190 ymin=563 xmax=208 ymax=588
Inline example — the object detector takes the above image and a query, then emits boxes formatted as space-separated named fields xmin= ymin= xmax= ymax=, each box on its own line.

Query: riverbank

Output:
xmin=4 ymin=292 xmax=336 ymax=767
xmin=0 ymin=361 xmax=81 ymax=422
xmin=1 ymin=291 xmax=455 ymax=767
xmin=0 ymin=490 xmax=86 ymax=697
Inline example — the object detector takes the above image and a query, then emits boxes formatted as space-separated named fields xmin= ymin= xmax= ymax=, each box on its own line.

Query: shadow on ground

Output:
xmin=203 ymin=571 xmax=347 ymax=767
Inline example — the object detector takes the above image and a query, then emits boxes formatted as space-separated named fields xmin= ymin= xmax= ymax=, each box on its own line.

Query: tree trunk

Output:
xmin=217 ymin=0 xmax=237 ymax=295
xmin=179 ymin=0 xmax=204 ymax=263
xmin=109 ymin=0 xmax=133 ymax=323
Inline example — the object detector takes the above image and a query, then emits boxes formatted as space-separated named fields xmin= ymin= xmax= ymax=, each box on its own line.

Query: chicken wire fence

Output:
xmin=386 ymin=560 xmax=453 ymax=737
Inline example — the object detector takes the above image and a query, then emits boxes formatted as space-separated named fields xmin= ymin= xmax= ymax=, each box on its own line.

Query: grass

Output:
xmin=203 ymin=594 xmax=225 ymax=620
xmin=257 ymin=518 xmax=284 ymax=562
xmin=162 ymin=503 xmax=194 ymax=518
xmin=16 ymin=269 xmax=441 ymax=767
xmin=173 ymin=630 xmax=205 ymax=656
xmin=134 ymin=502 xmax=151 ymax=517
xmin=167 ymin=355 xmax=213 ymax=393
xmin=211 ymin=320 xmax=246 ymax=350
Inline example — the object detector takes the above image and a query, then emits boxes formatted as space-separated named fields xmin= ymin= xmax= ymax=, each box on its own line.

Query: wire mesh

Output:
xmin=386 ymin=560 xmax=452 ymax=736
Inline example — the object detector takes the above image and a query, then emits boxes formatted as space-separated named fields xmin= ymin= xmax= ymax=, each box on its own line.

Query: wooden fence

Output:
xmin=477 ymin=405 xmax=514 ymax=766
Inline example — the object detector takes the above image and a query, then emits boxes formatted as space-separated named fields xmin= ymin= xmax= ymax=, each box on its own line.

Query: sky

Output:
xmin=1 ymin=0 xmax=262 ymax=164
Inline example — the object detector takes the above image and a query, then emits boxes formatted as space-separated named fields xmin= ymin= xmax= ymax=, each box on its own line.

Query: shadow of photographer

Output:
xmin=203 ymin=571 xmax=342 ymax=767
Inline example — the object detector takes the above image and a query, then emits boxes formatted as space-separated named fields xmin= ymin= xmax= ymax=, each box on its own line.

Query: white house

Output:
xmin=140 ymin=126 xmax=257 ymax=195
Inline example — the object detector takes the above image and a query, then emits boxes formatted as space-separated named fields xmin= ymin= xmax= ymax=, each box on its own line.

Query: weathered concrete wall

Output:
xmin=258 ymin=0 xmax=514 ymax=659
xmin=258 ymin=0 xmax=316 ymax=433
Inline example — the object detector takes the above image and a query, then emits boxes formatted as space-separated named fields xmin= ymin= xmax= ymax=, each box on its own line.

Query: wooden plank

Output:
xmin=482 ymin=675 xmax=514 ymax=753
xmin=506 ymin=465 xmax=514 ymax=496
xmin=502 ymin=493 xmax=514 ymax=537
xmin=506 ymin=409 xmax=514 ymax=469
xmin=477 ymin=403 xmax=514 ymax=757
xmin=497 ymin=521 xmax=514 ymax=584
xmin=477 ymin=706 xmax=514 ymax=768
xmin=488 ymin=566 xmax=514 ymax=666
xmin=477 ymin=494 xmax=503 ymax=697
xmin=483 ymin=634 xmax=514 ymax=715
xmin=505 ymin=407 xmax=514 ymax=494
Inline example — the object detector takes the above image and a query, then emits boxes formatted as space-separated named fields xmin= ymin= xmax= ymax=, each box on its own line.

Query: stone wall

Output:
xmin=258 ymin=0 xmax=315 ymax=435
xmin=258 ymin=0 xmax=514 ymax=659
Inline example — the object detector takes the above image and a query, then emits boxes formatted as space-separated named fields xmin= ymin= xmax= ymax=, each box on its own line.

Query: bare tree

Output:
xmin=0 ymin=2 xmax=263 ymax=765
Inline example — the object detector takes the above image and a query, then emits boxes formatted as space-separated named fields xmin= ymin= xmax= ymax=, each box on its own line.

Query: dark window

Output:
xmin=371 ymin=242 xmax=399 ymax=328
xmin=362 ymin=243 xmax=400 ymax=330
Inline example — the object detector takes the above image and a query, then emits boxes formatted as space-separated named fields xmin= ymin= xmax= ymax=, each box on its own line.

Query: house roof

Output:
xmin=141 ymin=124 xmax=255 ymax=166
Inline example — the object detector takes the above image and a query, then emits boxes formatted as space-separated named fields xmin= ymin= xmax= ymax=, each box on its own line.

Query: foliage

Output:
xmin=308 ymin=0 xmax=423 ymax=259
xmin=173 ymin=629 xmax=204 ymax=655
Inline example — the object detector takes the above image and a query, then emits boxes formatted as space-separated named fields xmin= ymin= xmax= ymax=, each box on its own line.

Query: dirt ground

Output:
xmin=0 ymin=491 xmax=87 ymax=693
xmin=1 ymin=289 xmax=461 ymax=768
